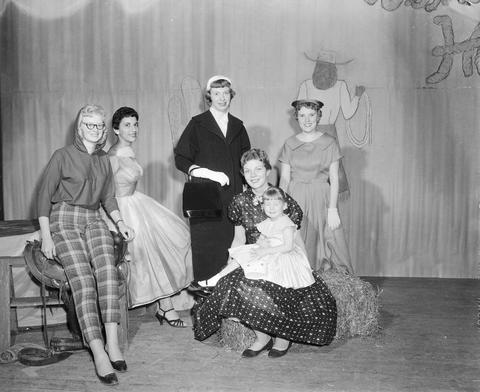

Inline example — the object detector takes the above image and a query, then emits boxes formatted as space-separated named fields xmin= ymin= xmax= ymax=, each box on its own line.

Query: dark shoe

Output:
xmin=110 ymin=360 xmax=127 ymax=372
xmin=241 ymin=339 xmax=273 ymax=358
xmin=156 ymin=308 xmax=187 ymax=328
xmin=96 ymin=372 xmax=119 ymax=386
xmin=268 ymin=342 xmax=292 ymax=358
xmin=187 ymin=281 xmax=214 ymax=298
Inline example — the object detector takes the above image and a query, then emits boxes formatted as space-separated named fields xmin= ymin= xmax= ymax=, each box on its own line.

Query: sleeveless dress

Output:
xmin=279 ymin=133 xmax=353 ymax=273
xmin=229 ymin=215 xmax=315 ymax=289
xmin=109 ymin=146 xmax=193 ymax=308
xmin=192 ymin=187 xmax=337 ymax=346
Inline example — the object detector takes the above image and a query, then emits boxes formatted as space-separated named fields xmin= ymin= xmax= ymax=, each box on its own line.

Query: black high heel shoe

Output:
xmin=241 ymin=339 xmax=273 ymax=358
xmin=96 ymin=372 xmax=119 ymax=386
xmin=268 ymin=341 xmax=292 ymax=358
xmin=110 ymin=359 xmax=127 ymax=372
xmin=155 ymin=308 xmax=187 ymax=328
xmin=187 ymin=281 xmax=214 ymax=298
xmin=104 ymin=345 xmax=127 ymax=372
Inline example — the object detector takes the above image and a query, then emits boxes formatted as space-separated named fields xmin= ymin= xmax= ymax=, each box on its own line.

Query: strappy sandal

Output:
xmin=155 ymin=308 xmax=187 ymax=328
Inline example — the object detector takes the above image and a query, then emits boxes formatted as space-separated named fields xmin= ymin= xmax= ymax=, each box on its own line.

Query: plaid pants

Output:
xmin=50 ymin=202 xmax=120 ymax=344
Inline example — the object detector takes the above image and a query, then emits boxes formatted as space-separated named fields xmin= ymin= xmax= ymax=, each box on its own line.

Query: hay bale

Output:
xmin=320 ymin=268 xmax=381 ymax=339
xmin=218 ymin=318 xmax=255 ymax=352
xmin=218 ymin=270 xmax=381 ymax=351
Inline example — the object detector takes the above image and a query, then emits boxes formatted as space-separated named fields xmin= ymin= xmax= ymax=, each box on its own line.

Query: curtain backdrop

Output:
xmin=0 ymin=0 xmax=478 ymax=277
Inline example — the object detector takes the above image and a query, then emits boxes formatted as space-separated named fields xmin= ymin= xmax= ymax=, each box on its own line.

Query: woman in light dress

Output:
xmin=279 ymin=99 xmax=353 ymax=273
xmin=107 ymin=107 xmax=193 ymax=327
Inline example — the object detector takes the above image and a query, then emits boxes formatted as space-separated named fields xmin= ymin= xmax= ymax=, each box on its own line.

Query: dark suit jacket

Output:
xmin=174 ymin=110 xmax=251 ymax=206
xmin=174 ymin=110 xmax=250 ymax=279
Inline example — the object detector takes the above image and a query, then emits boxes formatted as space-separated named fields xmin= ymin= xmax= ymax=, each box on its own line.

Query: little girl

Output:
xmin=197 ymin=186 xmax=314 ymax=289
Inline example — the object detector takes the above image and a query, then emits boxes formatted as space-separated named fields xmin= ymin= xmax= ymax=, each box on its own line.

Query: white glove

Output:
xmin=191 ymin=167 xmax=230 ymax=186
xmin=327 ymin=208 xmax=341 ymax=231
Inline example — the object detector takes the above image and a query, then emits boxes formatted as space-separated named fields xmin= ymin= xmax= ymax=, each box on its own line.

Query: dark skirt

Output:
xmin=192 ymin=268 xmax=337 ymax=346
xmin=189 ymin=216 xmax=233 ymax=281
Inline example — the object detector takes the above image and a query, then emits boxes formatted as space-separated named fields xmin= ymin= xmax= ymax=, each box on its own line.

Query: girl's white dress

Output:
xmin=106 ymin=146 xmax=193 ymax=308
xmin=229 ymin=215 xmax=315 ymax=289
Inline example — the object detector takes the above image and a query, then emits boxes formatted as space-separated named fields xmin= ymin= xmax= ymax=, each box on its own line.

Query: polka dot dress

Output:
xmin=192 ymin=188 xmax=337 ymax=346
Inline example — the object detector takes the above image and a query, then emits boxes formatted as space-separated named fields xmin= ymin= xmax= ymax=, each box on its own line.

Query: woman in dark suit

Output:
xmin=175 ymin=75 xmax=251 ymax=280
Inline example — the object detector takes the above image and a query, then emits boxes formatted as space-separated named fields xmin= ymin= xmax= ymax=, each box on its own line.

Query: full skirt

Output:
xmin=192 ymin=268 xmax=337 ymax=346
xmin=289 ymin=181 xmax=353 ymax=273
xmin=229 ymin=244 xmax=315 ymax=289
xmin=116 ymin=191 xmax=193 ymax=308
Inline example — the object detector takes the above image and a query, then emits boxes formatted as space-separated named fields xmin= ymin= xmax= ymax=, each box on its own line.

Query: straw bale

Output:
xmin=218 ymin=270 xmax=380 ymax=351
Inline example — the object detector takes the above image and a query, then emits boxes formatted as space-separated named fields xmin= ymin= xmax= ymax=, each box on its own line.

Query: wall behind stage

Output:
xmin=0 ymin=0 xmax=478 ymax=278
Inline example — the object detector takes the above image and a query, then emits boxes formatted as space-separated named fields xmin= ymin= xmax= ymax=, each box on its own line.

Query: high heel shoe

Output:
xmin=96 ymin=372 xmax=119 ymax=386
xmin=241 ymin=339 xmax=273 ymax=358
xmin=155 ymin=308 xmax=187 ymax=328
xmin=110 ymin=360 xmax=127 ymax=372
xmin=104 ymin=345 xmax=127 ymax=372
xmin=268 ymin=341 xmax=292 ymax=358
xmin=187 ymin=281 xmax=214 ymax=298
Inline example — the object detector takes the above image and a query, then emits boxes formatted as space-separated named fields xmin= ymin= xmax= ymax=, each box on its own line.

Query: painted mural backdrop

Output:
xmin=365 ymin=0 xmax=479 ymax=12
xmin=0 ymin=0 xmax=477 ymax=278
xmin=428 ymin=15 xmax=480 ymax=83
xmin=365 ymin=0 xmax=480 ymax=83
xmin=296 ymin=51 xmax=372 ymax=198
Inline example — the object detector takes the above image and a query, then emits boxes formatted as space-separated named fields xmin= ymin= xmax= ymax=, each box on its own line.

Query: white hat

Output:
xmin=206 ymin=75 xmax=232 ymax=91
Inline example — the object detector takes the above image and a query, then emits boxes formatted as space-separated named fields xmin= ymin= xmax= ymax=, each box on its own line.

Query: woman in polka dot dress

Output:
xmin=192 ymin=149 xmax=337 ymax=358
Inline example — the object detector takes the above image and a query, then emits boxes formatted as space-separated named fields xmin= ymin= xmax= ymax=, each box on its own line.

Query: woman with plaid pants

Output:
xmin=37 ymin=104 xmax=135 ymax=386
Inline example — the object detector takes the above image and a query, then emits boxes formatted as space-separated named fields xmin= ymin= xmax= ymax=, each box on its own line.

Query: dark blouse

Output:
xmin=37 ymin=135 xmax=118 ymax=218
xmin=228 ymin=186 xmax=303 ymax=245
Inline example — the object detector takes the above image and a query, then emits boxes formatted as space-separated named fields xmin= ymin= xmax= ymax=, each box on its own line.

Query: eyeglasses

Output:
xmin=82 ymin=122 xmax=106 ymax=131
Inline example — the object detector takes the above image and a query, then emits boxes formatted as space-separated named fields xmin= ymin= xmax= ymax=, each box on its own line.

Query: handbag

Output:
xmin=182 ymin=179 xmax=223 ymax=219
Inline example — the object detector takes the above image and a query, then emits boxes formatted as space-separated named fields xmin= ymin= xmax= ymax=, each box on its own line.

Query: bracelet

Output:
xmin=115 ymin=219 xmax=124 ymax=225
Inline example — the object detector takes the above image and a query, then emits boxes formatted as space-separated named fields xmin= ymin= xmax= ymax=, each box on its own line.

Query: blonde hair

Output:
xmin=75 ymin=104 xmax=106 ymax=133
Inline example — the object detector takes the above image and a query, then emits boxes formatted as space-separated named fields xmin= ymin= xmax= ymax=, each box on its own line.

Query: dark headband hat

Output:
xmin=291 ymin=99 xmax=324 ymax=109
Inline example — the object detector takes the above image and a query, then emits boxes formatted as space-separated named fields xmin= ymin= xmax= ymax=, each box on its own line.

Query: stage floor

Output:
xmin=0 ymin=277 xmax=478 ymax=392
